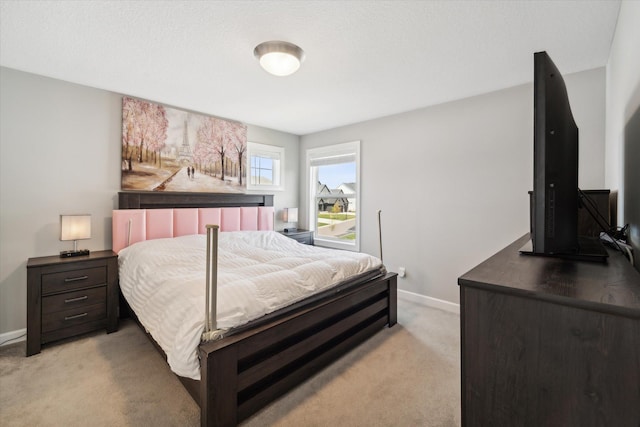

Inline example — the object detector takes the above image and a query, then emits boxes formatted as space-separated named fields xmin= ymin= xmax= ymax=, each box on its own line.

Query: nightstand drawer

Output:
xmin=290 ymin=234 xmax=313 ymax=245
xmin=42 ymin=266 xmax=106 ymax=295
xmin=41 ymin=303 xmax=106 ymax=333
xmin=42 ymin=286 xmax=106 ymax=314
xmin=279 ymin=230 xmax=314 ymax=245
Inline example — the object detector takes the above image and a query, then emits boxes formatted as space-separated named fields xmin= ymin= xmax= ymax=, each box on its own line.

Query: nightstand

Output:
xmin=279 ymin=229 xmax=314 ymax=245
xmin=26 ymin=250 xmax=118 ymax=356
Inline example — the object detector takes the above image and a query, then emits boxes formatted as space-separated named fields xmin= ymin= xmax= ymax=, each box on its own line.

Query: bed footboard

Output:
xmin=198 ymin=272 xmax=397 ymax=427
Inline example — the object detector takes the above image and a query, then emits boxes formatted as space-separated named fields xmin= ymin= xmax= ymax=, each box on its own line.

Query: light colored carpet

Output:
xmin=0 ymin=298 xmax=460 ymax=426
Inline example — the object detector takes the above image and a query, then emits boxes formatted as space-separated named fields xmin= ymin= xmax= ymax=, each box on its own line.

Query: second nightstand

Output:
xmin=279 ymin=229 xmax=314 ymax=245
xmin=26 ymin=250 xmax=119 ymax=356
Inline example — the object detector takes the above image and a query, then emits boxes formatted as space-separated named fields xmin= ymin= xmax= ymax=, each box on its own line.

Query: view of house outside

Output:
xmin=315 ymin=162 xmax=357 ymax=242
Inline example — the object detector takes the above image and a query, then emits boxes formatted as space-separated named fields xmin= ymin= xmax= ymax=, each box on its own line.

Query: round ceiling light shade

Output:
xmin=254 ymin=41 xmax=305 ymax=77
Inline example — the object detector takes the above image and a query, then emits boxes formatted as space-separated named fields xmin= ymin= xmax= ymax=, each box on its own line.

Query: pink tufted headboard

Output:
xmin=112 ymin=206 xmax=274 ymax=253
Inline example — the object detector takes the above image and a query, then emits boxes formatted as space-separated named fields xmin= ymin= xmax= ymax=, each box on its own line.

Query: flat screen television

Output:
xmin=521 ymin=51 xmax=607 ymax=261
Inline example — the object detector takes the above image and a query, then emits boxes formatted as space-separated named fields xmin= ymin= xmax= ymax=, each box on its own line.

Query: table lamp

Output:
xmin=60 ymin=214 xmax=91 ymax=257
xmin=283 ymin=208 xmax=298 ymax=233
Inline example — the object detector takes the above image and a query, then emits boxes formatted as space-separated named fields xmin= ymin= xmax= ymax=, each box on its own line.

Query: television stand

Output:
xmin=519 ymin=235 xmax=608 ymax=262
xmin=459 ymin=234 xmax=640 ymax=426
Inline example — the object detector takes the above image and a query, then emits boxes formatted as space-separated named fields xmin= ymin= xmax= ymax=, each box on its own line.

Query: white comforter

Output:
xmin=118 ymin=231 xmax=383 ymax=380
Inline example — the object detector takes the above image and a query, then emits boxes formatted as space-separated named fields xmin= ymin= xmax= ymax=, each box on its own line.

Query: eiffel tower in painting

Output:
xmin=177 ymin=116 xmax=193 ymax=164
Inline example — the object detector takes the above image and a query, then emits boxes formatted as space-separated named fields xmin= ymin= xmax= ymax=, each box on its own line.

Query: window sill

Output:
xmin=313 ymin=237 xmax=359 ymax=252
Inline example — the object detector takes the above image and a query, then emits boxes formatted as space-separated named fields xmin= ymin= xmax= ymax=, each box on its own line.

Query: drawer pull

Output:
xmin=64 ymin=275 xmax=89 ymax=283
xmin=64 ymin=312 xmax=88 ymax=321
xmin=64 ymin=295 xmax=89 ymax=304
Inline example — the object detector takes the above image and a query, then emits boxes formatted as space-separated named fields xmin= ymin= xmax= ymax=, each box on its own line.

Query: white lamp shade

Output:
xmin=283 ymin=208 xmax=298 ymax=223
xmin=254 ymin=41 xmax=305 ymax=77
xmin=60 ymin=215 xmax=91 ymax=241
xmin=259 ymin=52 xmax=301 ymax=76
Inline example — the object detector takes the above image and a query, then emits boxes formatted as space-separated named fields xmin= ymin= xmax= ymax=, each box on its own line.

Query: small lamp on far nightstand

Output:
xmin=60 ymin=214 xmax=91 ymax=258
xmin=283 ymin=207 xmax=298 ymax=233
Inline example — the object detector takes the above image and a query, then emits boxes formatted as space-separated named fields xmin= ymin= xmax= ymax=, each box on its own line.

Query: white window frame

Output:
xmin=306 ymin=140 xmax=360 ymax=252
xmin=246 ymin=142 xmax=285 ymax=191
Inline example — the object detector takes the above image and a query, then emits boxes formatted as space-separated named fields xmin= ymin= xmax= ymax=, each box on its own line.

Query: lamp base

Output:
xmin=60 ymin=249 xmax=90 ymax=258
xmin=283 ymin=227 xmax=298 ymax=233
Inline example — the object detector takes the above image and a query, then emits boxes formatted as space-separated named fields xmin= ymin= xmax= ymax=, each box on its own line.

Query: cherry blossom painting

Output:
xmin=121 ymin=96 xmax=247 ymax=193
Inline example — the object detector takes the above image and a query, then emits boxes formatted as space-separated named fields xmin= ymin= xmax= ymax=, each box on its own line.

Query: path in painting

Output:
xmin=160 ymin=166 xmax=243 ymax=193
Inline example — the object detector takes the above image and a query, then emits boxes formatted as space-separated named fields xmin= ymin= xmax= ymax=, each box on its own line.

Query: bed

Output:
xmin=113 ymin=191 xmax=398 ymax=426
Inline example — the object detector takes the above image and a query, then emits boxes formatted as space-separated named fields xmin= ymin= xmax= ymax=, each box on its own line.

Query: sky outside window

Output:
xmin=317 ymin=163 xmax=355 ymax=188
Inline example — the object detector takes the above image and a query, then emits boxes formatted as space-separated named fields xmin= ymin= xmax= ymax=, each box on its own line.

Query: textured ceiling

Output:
xmin=0 ymin=1 xmax=621 ymax=135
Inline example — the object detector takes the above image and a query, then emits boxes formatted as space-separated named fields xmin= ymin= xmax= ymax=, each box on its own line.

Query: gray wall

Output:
xmin=0 ymin=63 xmax=608 ymax=335
xmin=0 ymin=67 xmax=299 ymax=335
xmin=300 ymin=67 xmax=606 ymax=304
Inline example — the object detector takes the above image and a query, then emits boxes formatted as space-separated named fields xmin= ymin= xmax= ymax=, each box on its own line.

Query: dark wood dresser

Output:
xmin=27 ymin=250 xmax=119 ymax=356
xmin=458 ymin=234 xmax=640 ymax=426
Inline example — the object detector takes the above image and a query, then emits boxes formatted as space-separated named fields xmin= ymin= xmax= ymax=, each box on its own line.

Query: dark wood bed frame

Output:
xmin=118 ymin=191 xmax=398 ymax=427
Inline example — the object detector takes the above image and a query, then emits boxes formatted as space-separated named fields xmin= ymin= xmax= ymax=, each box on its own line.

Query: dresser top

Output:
xmin=458 ymin=234 xmax=640 ymax=318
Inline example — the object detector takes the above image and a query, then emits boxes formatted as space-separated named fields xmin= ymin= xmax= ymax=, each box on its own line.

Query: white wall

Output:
xmin=0 ymin=67 xmax=299 ymax=335
xmin=300 ymin=67 xmax=606 ymax=304
xmin=606 ymin=0 xmax=640 ymax=225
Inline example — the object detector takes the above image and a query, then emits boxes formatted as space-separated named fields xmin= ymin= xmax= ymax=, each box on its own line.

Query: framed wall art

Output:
xmin=121 ymin=96 xmax=247 ymax=193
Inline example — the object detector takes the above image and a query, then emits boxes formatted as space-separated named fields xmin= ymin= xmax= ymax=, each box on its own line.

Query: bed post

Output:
xmin=199 ymin=343 xmax=238 ymax=427
xmin=388 ymin=273 xmax=398 ymax=326
xmin=203 ymin=225 xmax=219 ymax=340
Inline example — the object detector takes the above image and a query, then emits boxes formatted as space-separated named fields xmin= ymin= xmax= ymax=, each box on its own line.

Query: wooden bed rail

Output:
xmin=197 ymin=272 xmax=397 ymax=426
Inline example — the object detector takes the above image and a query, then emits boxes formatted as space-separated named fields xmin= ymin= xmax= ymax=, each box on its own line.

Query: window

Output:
xmin=251 ymin=155 xmax=274 ymax=185
xmin=307 ymin=141 xmax=360 ymax=251
xmin=247 ymin=142 xmax=284 ymax=191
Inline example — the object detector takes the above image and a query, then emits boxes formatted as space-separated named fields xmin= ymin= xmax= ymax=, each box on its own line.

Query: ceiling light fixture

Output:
xmin=254 ymin=41 xmax=305 ymax=77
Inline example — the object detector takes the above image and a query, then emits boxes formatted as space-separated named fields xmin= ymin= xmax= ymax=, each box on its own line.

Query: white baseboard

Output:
xmin=398 ymin=289 xmax=460 ymax=315
xmin=0 ymin=328 xmax=26 ymax=347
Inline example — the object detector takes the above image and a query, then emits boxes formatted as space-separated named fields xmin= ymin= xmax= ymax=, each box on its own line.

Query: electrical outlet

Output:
xmin=398 ymin=267 xmax=406 ymax=278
